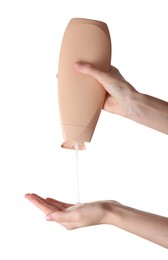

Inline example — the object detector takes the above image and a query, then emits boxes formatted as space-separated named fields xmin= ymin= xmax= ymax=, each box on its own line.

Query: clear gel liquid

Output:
xmin=66 ymin=141 xmax=83 ymax=211
xmin=74 ymin=141 xmax=80 ymax=203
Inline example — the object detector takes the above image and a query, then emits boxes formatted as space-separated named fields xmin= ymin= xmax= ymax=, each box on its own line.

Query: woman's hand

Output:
xmin=25 ymin=193 xmax=116 ymax=230
xmin=25 ymin=193 xmax=168 ymax=248
xmin=74 ymin=62 xmax=138 ymax=117
xmin=74 ymin=62 xmax=168 ymax=134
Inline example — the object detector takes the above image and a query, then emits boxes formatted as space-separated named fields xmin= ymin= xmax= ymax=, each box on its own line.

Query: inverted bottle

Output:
xmin=58 ymin=18 xmax=112 ymax=149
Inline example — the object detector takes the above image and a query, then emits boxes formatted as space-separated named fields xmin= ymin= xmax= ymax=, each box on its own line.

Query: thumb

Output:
xmin=46 ymin=209 xmax=78 ymax=222
xmin=46 ymin=210 xmax=80 ymax=230
xmin=74 ymin=62 xmax=106 ymax=82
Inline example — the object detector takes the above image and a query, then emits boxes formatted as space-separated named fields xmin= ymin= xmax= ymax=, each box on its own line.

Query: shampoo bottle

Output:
xmin=58 ymin=18 xmax=111 ymax=149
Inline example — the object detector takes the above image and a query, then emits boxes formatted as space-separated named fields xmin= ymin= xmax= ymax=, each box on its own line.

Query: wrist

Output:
xmin=112 ymin=81 xmax=140 ymax=118
xmin=124 ymin=91 xmax=168 ymax=134
xmin=125 ymin=91 xmax=144 ymax=120
xmin=101 ymin=200 xmax=123 ymax=225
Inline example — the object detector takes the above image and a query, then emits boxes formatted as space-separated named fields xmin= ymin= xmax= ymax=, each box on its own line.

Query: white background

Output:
xmin=0 ymin=0 xmax=168 ymax=259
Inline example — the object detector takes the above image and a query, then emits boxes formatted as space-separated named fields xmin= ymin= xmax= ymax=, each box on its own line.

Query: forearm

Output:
xmin=106 ymin=202 xmax=168 ymax=248
xmin=126 ymin=92 xmax=168 ymax=134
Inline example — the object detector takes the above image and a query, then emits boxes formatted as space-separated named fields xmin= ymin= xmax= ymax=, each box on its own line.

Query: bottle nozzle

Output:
xmin=61 ymin=140 xmax=86 ymax=150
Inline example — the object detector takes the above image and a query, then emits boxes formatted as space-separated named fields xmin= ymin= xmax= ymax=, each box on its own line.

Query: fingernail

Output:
xmin=25 ymin=193 xmax=30 ymax=199
xmin=74 ymin=62 xmax=82 ymax=70
xmin=46 ymin=214 xmax=54 ymax=221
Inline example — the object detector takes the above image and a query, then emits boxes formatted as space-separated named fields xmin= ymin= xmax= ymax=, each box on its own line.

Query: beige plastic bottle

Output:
xmin=58 ymin=18 xmax=111 ymax=149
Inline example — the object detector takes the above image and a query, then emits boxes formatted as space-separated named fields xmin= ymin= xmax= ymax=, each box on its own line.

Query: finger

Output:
xmin=30 ymin=193 xmax=54 ymax=206
xmin=46 ymin=198 xmax=73 ymax=208
xmin=25 ymin=193 xmax=52 ymax=213
xmin=26 ymin=193 xmax=67 ymax=211
xmin=25 ymin=193 xmax=60 ymax=214
xmin=74 ymin=62 xmax=105 ymax=80
xmin=74 ymin=62 xmax=112 ymax=90
xmin=46 ymin=209 xmax=79 ymax=225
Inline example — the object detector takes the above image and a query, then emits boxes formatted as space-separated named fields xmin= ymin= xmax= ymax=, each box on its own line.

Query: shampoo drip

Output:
xmin=66 ymin=141 xmax=83 ymax=211
xmin=74 ymin=141 xmax=80 ymax=203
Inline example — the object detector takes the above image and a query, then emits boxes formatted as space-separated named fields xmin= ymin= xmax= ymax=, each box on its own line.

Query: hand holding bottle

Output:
xmin=74 ymin=62 xmax=168 ymax=134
